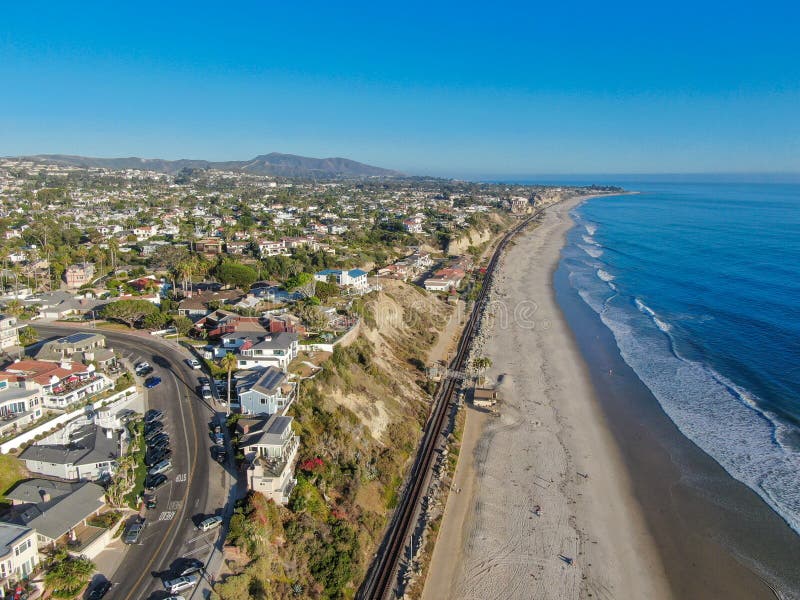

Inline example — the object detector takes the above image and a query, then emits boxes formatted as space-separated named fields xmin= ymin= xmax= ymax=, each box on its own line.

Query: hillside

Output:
xmin=215 ymin=280 xmax=453 ymax=599
xmin=14 ymin=152 xmax=403 ymax=178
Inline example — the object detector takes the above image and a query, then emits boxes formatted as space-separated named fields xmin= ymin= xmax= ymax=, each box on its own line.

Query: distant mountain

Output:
xmin=15 ymin=152 xmax=404 ymax=178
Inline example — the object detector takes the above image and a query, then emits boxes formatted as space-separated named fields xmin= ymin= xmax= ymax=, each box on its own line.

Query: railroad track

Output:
xmin=358 ymin=207 xmax=545 ymax=600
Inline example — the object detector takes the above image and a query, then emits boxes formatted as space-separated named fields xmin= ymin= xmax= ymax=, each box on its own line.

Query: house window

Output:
xmin=260 ymin=398 xmax=266 ymax=405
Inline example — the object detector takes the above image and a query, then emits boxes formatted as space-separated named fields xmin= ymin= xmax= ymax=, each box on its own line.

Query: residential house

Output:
xmin=237 ymin=414 xmax=299 ymax=504
xmin=314 ymin=269 xmax=368 ymax=290
xmin=63 ymin=263 xmax=95 ymax=289
xmin=35 ymin=332 xmax=116 ymax=368
xmin=195 ymin=238 xmax=224 ymax=255
xmin=236 ymin=333 xmax=299 ymax=372
xmin=132 ymin=225 xmax=158 ymax=240
xmin=403 ymin=216 xmax=424 ymax=233
xmin=226 ymin=240 xmax=251 ymax=255
xmin=267 ymin=314 xmax=306 ymax=335
xmin=176 ymin=289 xmax=242 ymax=317
xmin=0 ymin=315 xmax=18 ymax=350
xmin=257 ymin=239 xmax=288 ymax=257
xmin=236 ymin=366 xmax=295 ymax=416
xmin=0 ymin=377 xmax=43 ymax=438
xmin=0 ymin=523 xmax=39 ymax=590
xmin=18 ymin=424 xmax=120 ymax=481
xmin=2 ymin=359 xmax=112 ymax=410
xmin=4 ymin=479 xmax=106 ymax=547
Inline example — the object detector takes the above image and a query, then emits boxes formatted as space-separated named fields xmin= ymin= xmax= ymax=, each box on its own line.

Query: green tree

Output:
xmin=18 ymin=325 xmax=37 ymax=346
xmin=171 ymin=315 xmax=193 ymax=341
xmin=314 ymin=280 xmax=339 ymax=302
xmin=102 ymin=299 xmax=159 ymax=328
xmin=285 ymin=272 xmax=316 ymax=299
xmin=213 ymin=260 xmax=258 ymax=290
xmin=44 ymin=551 xmax=95 ymax=599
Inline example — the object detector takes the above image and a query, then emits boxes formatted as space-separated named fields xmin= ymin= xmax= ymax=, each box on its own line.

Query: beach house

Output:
xmin=237 ymin=414 xmax=299 ymax=504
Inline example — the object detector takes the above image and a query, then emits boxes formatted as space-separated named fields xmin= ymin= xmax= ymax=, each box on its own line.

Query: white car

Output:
xmin=147 ymin=459 xmax=172 ymax=476
xmin=163 ymin=574 xmax=199 ymax=594
xmin=197 ymin=515 xmax=223 ymax=532
xmin=187 ymin=358 xmax=201 ymax=370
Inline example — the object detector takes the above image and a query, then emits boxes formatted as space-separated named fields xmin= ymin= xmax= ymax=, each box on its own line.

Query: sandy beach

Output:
xmin=423 ymin=196 xmax=671 ymax=600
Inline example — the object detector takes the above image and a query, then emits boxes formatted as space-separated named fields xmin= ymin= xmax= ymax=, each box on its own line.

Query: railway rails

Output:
xmin=358 ymin=207 xmax=544 ymax=599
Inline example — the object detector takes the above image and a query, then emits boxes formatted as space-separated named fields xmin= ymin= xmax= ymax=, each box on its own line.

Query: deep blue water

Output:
xmin=560 ymin=183 xmax=800 ymax=534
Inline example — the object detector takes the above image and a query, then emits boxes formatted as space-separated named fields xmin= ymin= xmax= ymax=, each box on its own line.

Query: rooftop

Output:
xmin=18 ymin=424 xmax=119 ymax=467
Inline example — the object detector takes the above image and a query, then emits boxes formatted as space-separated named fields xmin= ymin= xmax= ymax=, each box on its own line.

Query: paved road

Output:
xmin=34 ymin=325 xmax=236 ymax=600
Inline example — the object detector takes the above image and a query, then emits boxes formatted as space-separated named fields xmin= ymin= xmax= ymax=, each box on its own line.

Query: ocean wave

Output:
xmin=582 ymin=234 xmax=600 ymax=246
xmin=597 ymin=269 xmax=616 ymax=282
xmin=577 ymin=283 xmax=800 ymax=535
xmin=585 ymin=223 xmax=598 ymax=236
xmin=579 ymin=244 xmax=603 ymax=258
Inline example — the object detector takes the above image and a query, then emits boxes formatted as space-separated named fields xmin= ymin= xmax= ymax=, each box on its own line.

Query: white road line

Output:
xmin=183 ymin=542 xmax=212 ymax=557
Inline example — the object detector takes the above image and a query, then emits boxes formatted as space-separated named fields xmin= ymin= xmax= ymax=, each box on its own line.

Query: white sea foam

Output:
xmin=579 ymin=244 xmax=603 ymax=258
xmin=585 ymin=223 xmax=597 ymax=236
xmin=582 ymin=234 xmax=600 ymax=246
xmin=597 ymin=269 xmax=615 ymax=282
xmin=576 ymin=282 xmax=800 ymax=536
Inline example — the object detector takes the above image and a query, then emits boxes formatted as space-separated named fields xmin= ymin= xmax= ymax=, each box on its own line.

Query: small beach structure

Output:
xmin=472 ymin=387 xmax=499 ymax=408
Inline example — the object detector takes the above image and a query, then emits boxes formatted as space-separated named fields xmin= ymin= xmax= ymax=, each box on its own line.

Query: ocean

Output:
xmin=559 ymin=182 xmax=800 ymax=536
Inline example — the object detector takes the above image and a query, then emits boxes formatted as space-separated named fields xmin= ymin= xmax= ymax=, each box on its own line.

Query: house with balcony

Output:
xmin=236 ymin=333 xmax=298 ymax=372
xmin=17 ymin=424 xmax=120 ymax=481
xmin=257 ymin=239 xmax=288 ymax=257
xmin=235 ymin=366 xmax=296 ymax=416
xmin=0 ymin=315 xmax=18 ymax=350
xmin=237 ymin=414 xmax=299 ymax=504
xmin=2 ymin=360 xmax=112 ymax=410
xmin=0 ymin=378 xmax=43 ymax=438
xmin=195 ymin=238 xmax=224 ymax=255
xmin=0 ymin=523 xmax=39 ymax=593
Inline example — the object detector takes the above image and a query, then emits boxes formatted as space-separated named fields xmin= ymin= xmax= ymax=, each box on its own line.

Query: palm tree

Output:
xmin=220 ymin=352 xmax=238 ymax=417
xmin=472 ymin=356 xmax=492 ymax=385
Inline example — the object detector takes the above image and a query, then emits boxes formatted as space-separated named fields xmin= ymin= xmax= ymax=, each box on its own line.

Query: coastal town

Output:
xmin=0 ymin=155 xmax=619 ymax=599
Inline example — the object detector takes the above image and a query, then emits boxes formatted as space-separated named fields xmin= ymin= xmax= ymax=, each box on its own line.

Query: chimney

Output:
xmin=40 ymin=490 xmax=51 ymax=503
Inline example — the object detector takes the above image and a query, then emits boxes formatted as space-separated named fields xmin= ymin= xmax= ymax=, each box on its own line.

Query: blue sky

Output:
xmin=1 ymin=1 xmax=798 ymax=178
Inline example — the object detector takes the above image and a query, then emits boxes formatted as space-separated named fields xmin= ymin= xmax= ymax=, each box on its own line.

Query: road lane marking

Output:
xmin=158 ymin=511 xmax=176 ymax=521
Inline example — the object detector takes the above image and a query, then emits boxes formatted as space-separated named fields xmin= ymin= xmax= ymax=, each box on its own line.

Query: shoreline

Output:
xmin=423 ymin=195 xmax=671 ymax=600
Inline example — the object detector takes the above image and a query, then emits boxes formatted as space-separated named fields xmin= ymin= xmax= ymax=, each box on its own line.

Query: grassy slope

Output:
xmin=0 ymin=454 xmax=27 ymax=503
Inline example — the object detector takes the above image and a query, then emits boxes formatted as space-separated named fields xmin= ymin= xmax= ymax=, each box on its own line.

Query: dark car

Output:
xmin=145 ymin=473 xmax=167 ymax=491
xmin=144 ymin=421 xmax=164 ymax=435
xmin=213 ymin=447 xmax=227 ymax=463
xmin=144 ymin=409 xmax=164 ymax=423
xmin=145 ymin=448 xmax=172 ymax=466
xmin=87 ymin=580 xmax=112 ymax=599
xmin=144 ymin=376 xmax=162 ymax=389
xmin=145 ymin=497 xmax=158 ymax=509
xmin=145 ymin=427 xmax=167 ymax=442
xmin=147 ymin=435 xmax=170 ymax=449
xmin=176 ymin=558 xmax=205 ymax=577
xmin=198 ymin=376 xmax=210 ymax=386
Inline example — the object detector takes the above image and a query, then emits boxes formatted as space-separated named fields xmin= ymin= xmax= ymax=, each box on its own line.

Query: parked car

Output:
xmin=123 ymin=520 xmax=145 ymax=544
xmin=144 ymin=409 xmax=164 ymax=423
xmin=145 ymin=473 xmax=168 ymax=491
xmin=162 ymin=574 xmax=199 ymax=594
xmin=135 ymin=362 xmax=151 ymax=375
xmin=212 ymin=447 xmax=227 ymax=463
xmin=186 ymin=358 xmax=201 ymax=370
xmin=146 ymin=432 xmax=169 ymax=446
xmin=197 ymin=377 xmax=210 ymax=386
xmin=87 ymin=580 xmax=112 ymax=599
xmin=144 ymin=420 xmax=164 ymax=434
xmin=145 ymin=497 xmax=158 ymax=510
xmin=200 ymin=385 xmax=212 ymax=400
xmin=145 ymin=448 xmax=171 ymax=466
xmin=148 ymin=459 xmax=173 ymax=476
xmin=144 ymin=376 xmax=162 ymax=388
xmin=197 ymin=515 xmax=223 ymax=532
xmin=176 ymin=558 xmax=204 ymax=577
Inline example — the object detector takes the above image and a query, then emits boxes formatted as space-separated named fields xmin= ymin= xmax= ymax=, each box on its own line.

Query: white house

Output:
xmin=237 ymin=414 xmax=299 ymax=504
xmin=18 ymin=424 xmax=120 ymax=481
xmin=0 ymin=523 xmax=39 ymax=591
xmin=0 ymin=378 xmax=43 ymax=438
xmin=0 ymin=315 xmax=18 ymax=350
xmin=314 ymin=269 xmax=368 ymax=290
xmin=236 ymin=333 xmax=299 ymax=372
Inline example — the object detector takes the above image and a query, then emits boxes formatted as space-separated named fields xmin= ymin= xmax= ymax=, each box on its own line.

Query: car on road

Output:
xmin=200 ymin=385 xmax=213 ymax=400
xmin=144 ymin=376 xmax=162 ymax=388
xmin=176 ymin=558 xmax=204 ymax=577
xmin=197 ymin=515 xmax=223 ymax=532
xmin=198 ymin=376 xmax=210 ymax=386
xmin=145 ymin=497 xmax=158 ymax=510
xmin=145 ymin=427 xmax=165 ymax=442
xmin=186 ymin=358 xmax=202 ymax=370
xmin=144 ymin=409 xmax=163 ymax=423
xmin=147 ymin=459 xmax=173 ymax=476
xmin=162 ymin=574 xmax=199 ymax=594
xmin=86 ymin=580 xmax=112 ymax=599
xmin=212 ymin=447 xmax=227 ymax=463
xmin=146 ymin=432 xmax=169 ymax=446
xmin=144 ymin=420 xmax=163 ymax=433
xmin=145 ymin=473 xmax=168 ymax=491
xmin=123 ymin=520 xmax=145 ymax=544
